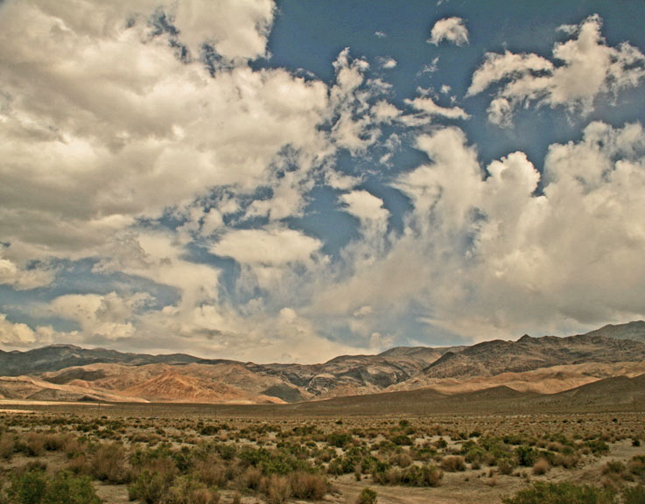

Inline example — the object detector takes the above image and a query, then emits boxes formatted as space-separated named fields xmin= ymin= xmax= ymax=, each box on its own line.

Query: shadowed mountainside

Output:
xmin=583 ymin=320 xmax=645 ymax=343
xmin=422 ymin=333 xmax=645 ymax=379
xmin=0 ymin=344 xmax=208 ymax=376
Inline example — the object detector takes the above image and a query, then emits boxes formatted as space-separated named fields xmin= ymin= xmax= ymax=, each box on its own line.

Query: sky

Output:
xmin=1 ymin=0 xmax=645 ymax=363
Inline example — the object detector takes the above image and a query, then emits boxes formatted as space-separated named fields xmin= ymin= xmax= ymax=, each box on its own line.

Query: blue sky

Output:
xmin=1 ymin=0 xmax=645 ymax=363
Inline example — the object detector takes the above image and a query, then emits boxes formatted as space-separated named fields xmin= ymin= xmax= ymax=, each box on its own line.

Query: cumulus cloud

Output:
xmin=3 ymin=1 xmax=644 ymax=362
xmin=49 ymin=292 xmax=153 ymax=340
xmin=172 ymin=0 xmax=275 ymax=61
xmin=0 ymin=0 xmax=329 ymax=266
xmin=428 ymin=17 xmax=469 ymax=46
xmin=379 ymin=57 xmax=398 ymax=69
xmin=0 ymin=314 xmax=75 ymax=348
xmin=211 ymin=227 xmax=325 ymax=295
xmin=313 ymin=122 xmax=645 ymax=342
xmin=340 ymin=190 xmax=389 ymax=225
xmin=468 ymin=14 xmax=645 ymax=125
xmin=0 ymin=255 xmax=57 ymax=291
xmin=0 ymin=0 xmax=414 ymax=361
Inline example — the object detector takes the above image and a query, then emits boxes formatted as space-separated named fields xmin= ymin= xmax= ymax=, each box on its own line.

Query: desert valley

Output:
xmin=1 ymin=1 xmax=645 ymax=502
xmin=1 ymin=322 xmax=644 ymax=504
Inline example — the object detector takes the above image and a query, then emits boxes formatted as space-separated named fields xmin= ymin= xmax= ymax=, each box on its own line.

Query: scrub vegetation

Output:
xmin=0 ymin=408 xmax=643 ymax=503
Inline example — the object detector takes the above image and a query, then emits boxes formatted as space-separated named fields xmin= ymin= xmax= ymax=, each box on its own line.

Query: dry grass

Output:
xmin=532 ymin=457 xmax=550 ymax=475
xmin=93 ymin=442 xmax=128 ymax=483
xmin=440 ymin=456 xmax=466 ymax=472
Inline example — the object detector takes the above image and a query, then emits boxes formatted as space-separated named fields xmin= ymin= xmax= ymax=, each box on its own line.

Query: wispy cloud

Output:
xmin=468 ymin=14 xmax=645 ymax=126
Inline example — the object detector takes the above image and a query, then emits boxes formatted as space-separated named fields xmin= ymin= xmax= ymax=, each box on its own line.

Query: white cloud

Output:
xmin=313 ymin=121 xmax=645 ymax=343
xmin=327 ymin=48 xmax=395 ymax=154
xmin=0 ymin=314 xmax=75 ymax=348
xmin=0 ymin=255 xmax=57 ymax=291
xmin=467 ymin=51 xmax=553 ymax=96
xmin=173 ymin=0 xmax=275 ymax=61
xmin=3 ymin=2 xmax=643 ymax=363
xmin=468 ymin=15 xmax=645 ymax=125
xmin=212 ymin=227 xmax=323 ymax=266
xmin=428 ymin=17 xmax=469 ymax=46
xmin=395 ymin=127 xmax=481 ymax=229
xmin=325 ymin=171 xmax=363 ymax=191
xmin=380 ymin=57 xmax=398 ymax=69
xmin=403 ymin=95 xmax=470 ymax=122
xmin=340 ymin=190 xmax=389 ymax=226
xmin=0 ymin=314 xmax=40 ymax=346
xmin=0 ymin=0 xmax=330 ymax=265
xmin=372 ymin=100 xmax=401 ymax=124
xmin=132 ymin=302 xmax=367 ymax=364
xmin=49 ymin=292 xmax=153 ymax=340
xmin=417 ymin=57 xmax=440 ymax=76
xmin=0 ymin=0 xmax=409 ymax=361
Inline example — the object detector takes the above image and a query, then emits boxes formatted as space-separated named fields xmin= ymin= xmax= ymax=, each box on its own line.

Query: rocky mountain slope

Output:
xmin=0 ymin=344 xmax=207 ymax=376
xmin=584 ymin=320 xmax=645 ymax=343
xmin=421 ymin=333 xmax=645 ymax=379
xmin=0 ymin=321 xmax=644 ymax=404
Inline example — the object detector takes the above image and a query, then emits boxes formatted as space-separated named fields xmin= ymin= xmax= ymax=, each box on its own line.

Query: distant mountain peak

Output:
xmin=2 ymin=320 xmax=645 ymax=405
xmin=43 ymin=343 xmax=82 ymax=349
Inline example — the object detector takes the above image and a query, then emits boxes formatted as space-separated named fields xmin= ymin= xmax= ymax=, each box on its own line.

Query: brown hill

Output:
xmin=1 ymin=320 xmax=645 ymax=405
xmin=41 ymin=362 xmax=302 ymax=404
xmin=525 ymin=373 xmax=645 ymax=412
xmin=259 ymin=352 xmax=441 ymax=397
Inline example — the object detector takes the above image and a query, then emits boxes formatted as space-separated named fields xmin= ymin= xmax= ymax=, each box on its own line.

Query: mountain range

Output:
xmin=1 ymin=321 xmax=644 ymax=405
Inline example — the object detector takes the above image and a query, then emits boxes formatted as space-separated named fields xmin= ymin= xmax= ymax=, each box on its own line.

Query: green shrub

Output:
xmin=357 ymin=487 xmax=377 ymax=504
xmin=166 ymin=476 xmax=219 ymax=504
xmin=390 ymin=434 xmax=412 ymax=446
xmin=629 ymin=455 xmax=645 ymax=480
xmin=462 ymin=442 xmax=486 ymax=465
xmin=6 ymin=470 xmax=47 ymax=504
xmin=213 ymin=443 xmax=236 ymax=461
xmin=327 ymin=448 xmax=366 ymax=476
xmin=45 ymin=472 xmax=101 ymax=504
xmin=128 ymin=464 xmax=176 ymax=504
xmin=327 ymin=432 xmax=353 ymax=448
xmin=623 ymin=485 xmax=645 ymax=504
xmin=586 ymin=439 xmax=610 ymax=455
xmin=199 ymin=425 xmax=219 ymax=436
xmin=502 ymin=482 xmax=616 ymax=504
xmin=6 ymin=470 xmax=100 ymax=504
xmin=516 ymin=446 xmax=538 ymax=467
xmin=238 ymin=447 xmax=308 ymax=476
xmin=399 ymin=464 xmax=443 ymax=487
